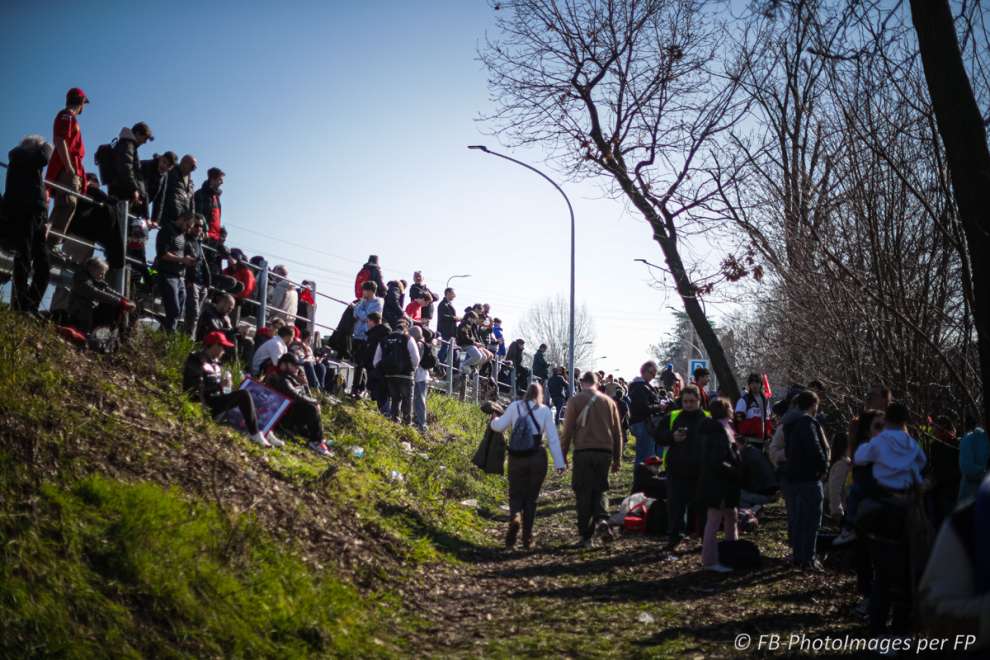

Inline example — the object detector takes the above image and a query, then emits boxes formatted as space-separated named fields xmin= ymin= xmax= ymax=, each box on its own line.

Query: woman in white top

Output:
xmin=490 ymin=383 xmax=566 ymax=549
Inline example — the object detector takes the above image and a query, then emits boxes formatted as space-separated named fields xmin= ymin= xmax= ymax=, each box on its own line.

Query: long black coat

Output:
xmin=696 ymin=418 xmax=742 ymax=509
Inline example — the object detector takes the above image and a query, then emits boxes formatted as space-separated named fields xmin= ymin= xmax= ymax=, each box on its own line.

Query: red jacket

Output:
xmin=224 ymin=264 xmax=256 ymax=300
xmin=404 ymin=301 xmax=422 ymax=323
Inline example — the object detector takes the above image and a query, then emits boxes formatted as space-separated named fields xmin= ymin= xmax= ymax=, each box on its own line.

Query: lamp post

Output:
xmin=446 ymin=273 xmax=471 ymax=290
xmin=468 ymin=145 xmax=577 ymax=396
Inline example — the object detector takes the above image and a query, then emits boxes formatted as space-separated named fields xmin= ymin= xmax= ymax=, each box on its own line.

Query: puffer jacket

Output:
xmin=160 ymin=167 xmax=195 ymax=227
xmin=193 ymin=181 xmax=222 ymax=240
xmin=382 ymin=282 xmax=405 ymax=328
xmin=140 ymin=158 xmax=167 ymax=220
xmin=108 ymin=127 xmax=146 ymax=202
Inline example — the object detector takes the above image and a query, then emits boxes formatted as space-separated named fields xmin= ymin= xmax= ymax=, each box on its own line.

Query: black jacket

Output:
xmin=193 ymin=181 xmax=221 ymax=231
xmin=195 ymin=302 xmax=235 ymax=342
xmin=409 ymin=282 xmax=435 ymax=319
xmin=184 ymin=236 xmax=212 ymax=287
xmin=782 ymin=410 xmax=829 ymax=482
xmin=437 ymin=299 xmax=457 ymax=339
xmin=108 ymin=128 xmax=146 ymax=202
xmin=70 ymin=184 xmax=125 ymax=269
xmin=3 ymin=143 xmax=50 ymax=218
xmin=265 ymin=371 xmax=318 ymax=406
xmin=140 ymin=159 xmax=167 ymax=220
xmin=532 ymin=350 xmax=549 ymax=380
xmin=160 ymin=167 xmax=195 ymax=227
xmin=363 ymin=323 xmax=391 ymax=370
xmin=67 ymin=268 xmax=126 ymax=332
xmin=359 ymin=261 xmax=385 ymax=298
xmin=505 ymin=340 xmax=524 ymax=368
xmin=329 ymin=304 xmax=355 ymax=359
xmin=455 ymin=319 xmax=476 ymax=348
xmin=696 ymin=418 xmax=742 ymax=509
xmin=182 ymin=350 xmax=223 ymax=403
xmin=382 ymin=282 xmax=405 ymax=328
xmin=628 ymin=378 xmax=664 ymax=424
xmin=655 ymin=408 xmax=708 ymax=479
xmin=547 ymin=374 xmax=568 ymax=400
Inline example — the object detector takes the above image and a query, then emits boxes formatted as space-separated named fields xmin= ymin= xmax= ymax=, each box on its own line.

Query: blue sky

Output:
xmin=1 ymin=0 xmax=729 ymax=377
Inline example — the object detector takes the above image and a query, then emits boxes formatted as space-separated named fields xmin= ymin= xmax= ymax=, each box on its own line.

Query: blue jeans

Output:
xmin=158 ymin=275 xmax=185 ymax=333
xmin=790 ymin=480 xmax=823 ymax=566
xmin=631 ymin=421 xmax=655 ymax=465
xmin=414 ymin=380 xmax=428 ymax=429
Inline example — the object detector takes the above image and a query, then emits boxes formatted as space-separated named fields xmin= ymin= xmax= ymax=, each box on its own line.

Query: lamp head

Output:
xmin=467 ymin=145 xmax=489 ymax=152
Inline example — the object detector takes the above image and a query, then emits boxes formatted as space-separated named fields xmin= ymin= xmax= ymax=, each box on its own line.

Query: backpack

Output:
xmin=380 ymin=332 xmax=413 ymax=376
xmin=94 ymin=140 xmax=117 ymax=185
xmin=419 ymin=343 xmax=437 ymax=370
xmin=717 ymin=539 xmax=762 ymax=569
xmin=507 ymin=402 xmax=543 ymax=455
xmin=354 ymin=266 xmax=372 ymax=299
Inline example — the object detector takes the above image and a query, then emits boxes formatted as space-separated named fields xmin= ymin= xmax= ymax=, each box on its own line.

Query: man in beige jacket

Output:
xmin=561 ymin=372 xmax=624 ymax=547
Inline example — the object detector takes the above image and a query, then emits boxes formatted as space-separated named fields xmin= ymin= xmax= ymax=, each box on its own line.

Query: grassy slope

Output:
xmin=0 ymin=306 xmax=503 ymax=658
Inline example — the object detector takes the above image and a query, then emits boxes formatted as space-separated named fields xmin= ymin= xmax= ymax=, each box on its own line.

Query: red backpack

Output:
xmin=354 ymin=266 xmax=372 ymax=299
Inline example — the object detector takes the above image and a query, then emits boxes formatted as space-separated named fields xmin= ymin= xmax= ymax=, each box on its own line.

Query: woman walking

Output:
xmin=697 ymin=398 xmax=743 ymax=572
xmin=490 ymin=383 xmax=566 ymax=549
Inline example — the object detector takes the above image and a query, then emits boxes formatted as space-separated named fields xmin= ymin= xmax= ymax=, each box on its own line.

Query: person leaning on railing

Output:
xmin=1 ymin=134 xmax=53 ymax=315
xmin=66 ymin=256 xmax=135 ymax=332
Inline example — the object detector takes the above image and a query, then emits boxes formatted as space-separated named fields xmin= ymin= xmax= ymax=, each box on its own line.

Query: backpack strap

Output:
xmin=524 ymin=401 xmax=542 ymax=436
xmin=578 ymin=392 xmax=599 ymax=429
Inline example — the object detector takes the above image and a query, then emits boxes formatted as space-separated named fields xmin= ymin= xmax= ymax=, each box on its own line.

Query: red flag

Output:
xmin=762 ymin=373 xmax=773 ymax=400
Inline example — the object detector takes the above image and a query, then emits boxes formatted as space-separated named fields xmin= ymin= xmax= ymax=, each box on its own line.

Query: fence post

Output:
xmin=256 ymin=259 xmax=268 ymax=333
xmin=111 ymin=200 xmax=129 ymax=296
xmin=446 ymin=340 xmax=454 ymax=395
xmin=473 ymin=370 xmax=481 ymax=404
xmin=510 ymin=364 xmax=517 ymax=400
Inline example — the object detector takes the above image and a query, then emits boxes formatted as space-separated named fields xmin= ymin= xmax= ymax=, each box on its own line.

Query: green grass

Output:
xmin=0 ymin=305 xmax=505 ymax=656
xmin=0 ymin=472 xmax=379 ymax=659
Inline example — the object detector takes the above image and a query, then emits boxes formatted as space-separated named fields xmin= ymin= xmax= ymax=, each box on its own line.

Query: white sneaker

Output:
xmin=308 ymin=441 xmax=332 ymax=457
xmin=833 ymin=528 xmax=857 ymax=546
xmin=250 ymin=432 xmax=272 ymax=448
xmin=704 ymin=563 xmax=733 ymax=573
xmin=266 ymin=431 xmax=285 ymax=448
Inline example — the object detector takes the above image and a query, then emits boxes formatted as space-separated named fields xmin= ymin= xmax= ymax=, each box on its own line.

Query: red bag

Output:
xmin=623 ymin=500 xmax=651 ymax=532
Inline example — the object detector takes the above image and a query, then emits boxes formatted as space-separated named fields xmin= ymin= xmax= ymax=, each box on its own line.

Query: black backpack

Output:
xmin=419 ymin=342 xmax=437 ymax=370
xmin=94 ymin=140 xmax=117 ymax=185
xmin=381 ymin=332 xmax=413 ymax=376
xmin=718 ymin=540 xmax=762 ymax=569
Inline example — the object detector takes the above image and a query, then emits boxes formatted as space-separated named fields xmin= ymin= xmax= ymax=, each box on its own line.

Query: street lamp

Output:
xmin=468 ymin=145 xmax=577 ymax=396
xmin=446 ymin=273 xmax=471 ymax=289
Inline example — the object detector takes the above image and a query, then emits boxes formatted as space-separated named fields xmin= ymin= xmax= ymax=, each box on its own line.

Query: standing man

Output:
xmin=160 ymin=154 xmax=197 ymax=229
xmin=129 ymin=151 xmax=177 ymax=288
xmin=560 ymin=372 xmax=624 ymax=548
xmin=363 ymin=312 xmax=392 ymax=413
xmin=155 ymin=211 xmax=196 ymax=332
xmin=546 ymin=367 xmax=569 ymax=424
xmin=223 ymin=248 xmax=256 ymax=325
xmin=183 ymin=215 xmax=212 ymax=336
xmin=351 ymin=281 xmax=383 ymax=396
xmin=194 ymin=167 xmax=225 ymax=243
xmin=692 ymin=367 xmax=712 ymax=409
xmin=437 ymin=287 xmax=459 ymax=366
xmin=3 ymin=135 xmax=53 ymax=314
xmin=628 ymin=361 xmax=665 ymax=465
xmin=108 ymin=122 xmax=154 ymax=206
xmin=374 ymin=320 xmax=421 ymax=425
xmin=409 ymin=271 xmax=435 ymax=329
xmin=656 ymin=385 xmax=710 ymax=548
xmin=354 ymin=255 xmax=386 ymax=299
xmin=46 ymin=87 xmax=89 ymax=251
xmin=532 ymin=344 xmax=550 ymax=384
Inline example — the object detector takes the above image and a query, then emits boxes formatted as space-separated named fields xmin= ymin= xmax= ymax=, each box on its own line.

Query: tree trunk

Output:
xmin=910 ymin=0 xmax=990 ymax=426
xmin=656 ymin=234 xmax=741 ymax=402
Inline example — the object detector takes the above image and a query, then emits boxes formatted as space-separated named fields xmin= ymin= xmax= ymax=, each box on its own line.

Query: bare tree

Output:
xmin=517 ymin=295 xmax=596 ymax=370
xmin=481 ymin=0 xmax=748 ymax=401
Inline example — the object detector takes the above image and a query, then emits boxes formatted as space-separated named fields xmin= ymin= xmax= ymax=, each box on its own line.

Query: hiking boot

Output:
xmin=266 ymin=431 xmax=285 ymax=448
xmin=250 ymin=432 xmax=272 ymax=448
xmin=505 ymin=514 xmax=521 ymax=548
xmin=596 ymin=520 xmax=615 ymax=544
xmin=309 ymin=441 xmax=332 ymax=457
xmin=832 ymin=528 xmax=857 ymax=546
xmin=704 ymin=563 xmax=734 ymax=573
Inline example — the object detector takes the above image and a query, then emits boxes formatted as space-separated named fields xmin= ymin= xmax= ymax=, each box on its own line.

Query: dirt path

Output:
xmin=414 ymin=468 xmax=867 ymax=658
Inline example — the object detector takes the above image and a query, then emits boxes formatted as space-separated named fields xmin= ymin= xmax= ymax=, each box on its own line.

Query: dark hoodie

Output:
xmin=382 ymin=282 xmax=405 ymax=328
xmin=109 ymin=127 xmax=146 ymax=201
xmin=782 ymin=408 xmax=830 ymax=482
xmin=628 ymin=376 xmax=664 ymax=424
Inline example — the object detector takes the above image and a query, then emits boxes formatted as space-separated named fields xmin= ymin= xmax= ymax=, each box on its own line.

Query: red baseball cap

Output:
xmin=203 ymin=331 xmax=235 ymax=348
xmin=67 ymin=87 xmax=90 ymax=104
